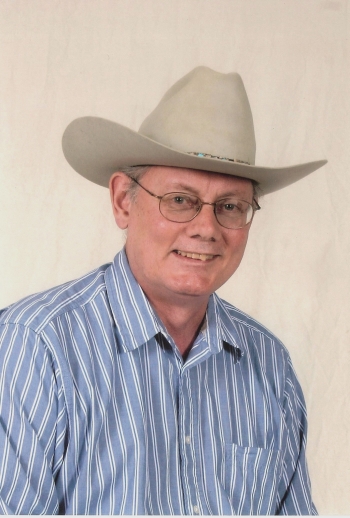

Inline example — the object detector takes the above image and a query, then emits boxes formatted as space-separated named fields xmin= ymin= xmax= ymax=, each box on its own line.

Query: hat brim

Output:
xmin=62 ymin=116 xmax=327 ymax=195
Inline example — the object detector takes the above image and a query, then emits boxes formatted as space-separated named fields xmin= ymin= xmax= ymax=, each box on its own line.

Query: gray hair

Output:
xmin=117 ymin=165 xmax=261 ymax=202
xmin=251 ymin=180 xmax=262 ymax=201
xmin=117 ymin=165 xmax=152 ymax=201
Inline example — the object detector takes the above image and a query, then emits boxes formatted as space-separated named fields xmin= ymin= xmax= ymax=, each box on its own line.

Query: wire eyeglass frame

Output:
xmin=129 ymin=176 xmax=260 ymax=230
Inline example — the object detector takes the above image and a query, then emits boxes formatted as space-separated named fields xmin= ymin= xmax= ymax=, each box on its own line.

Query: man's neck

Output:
xmin=147 ymin=295 xmax=209 ymax=357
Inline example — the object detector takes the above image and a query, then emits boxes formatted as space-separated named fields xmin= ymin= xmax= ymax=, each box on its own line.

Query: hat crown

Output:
xmin=139 ymin=66 xmax=256 ymax=165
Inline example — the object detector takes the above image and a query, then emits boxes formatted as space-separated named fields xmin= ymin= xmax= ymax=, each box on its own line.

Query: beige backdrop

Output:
xmin=1 ymin=0 xmax=349 ymax=514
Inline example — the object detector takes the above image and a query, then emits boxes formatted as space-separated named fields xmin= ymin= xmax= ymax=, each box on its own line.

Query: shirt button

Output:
xmin=185 ymin=435 xmax=191 ymax=444
xmin=193 ymin=504 xmax=200 ymax=514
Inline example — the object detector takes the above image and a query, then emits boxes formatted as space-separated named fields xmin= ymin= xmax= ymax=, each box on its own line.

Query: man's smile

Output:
xmin=174 ymin=250 xmax=216 ymax=261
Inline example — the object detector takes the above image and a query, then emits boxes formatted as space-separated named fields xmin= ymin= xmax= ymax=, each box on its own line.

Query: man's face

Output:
xmin=112 ymin=166 xmax=255 ymax=307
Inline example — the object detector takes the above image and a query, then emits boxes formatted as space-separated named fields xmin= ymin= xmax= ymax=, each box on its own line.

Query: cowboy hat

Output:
xmin=62 ymin=66 xmax=326 ymax=194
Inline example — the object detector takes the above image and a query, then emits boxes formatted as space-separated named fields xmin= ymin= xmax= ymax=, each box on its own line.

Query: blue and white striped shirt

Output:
xmin=0 ymin=249 xmax=315 ymax=515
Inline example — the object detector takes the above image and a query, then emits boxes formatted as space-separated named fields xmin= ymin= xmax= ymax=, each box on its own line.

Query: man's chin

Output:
xmin=167 ymin=279 xmax=217 ymax=300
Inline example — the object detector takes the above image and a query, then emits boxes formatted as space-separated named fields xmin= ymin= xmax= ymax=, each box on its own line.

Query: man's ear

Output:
xmin=109 ymin=172 xmax=132 ymax=229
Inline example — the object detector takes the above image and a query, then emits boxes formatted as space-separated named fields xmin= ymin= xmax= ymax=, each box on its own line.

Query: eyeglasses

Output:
xmin=130 ymin=177 xmax=260 ymax=230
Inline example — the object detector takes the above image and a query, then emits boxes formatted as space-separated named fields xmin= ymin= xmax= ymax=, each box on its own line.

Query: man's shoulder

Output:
xmin=214 ymin=294 xmax=287 ymax=350
xmin=214 ymin=295 xmax=295 ymax=394
xmin=0 ymin=263 xmax=111 ymax=334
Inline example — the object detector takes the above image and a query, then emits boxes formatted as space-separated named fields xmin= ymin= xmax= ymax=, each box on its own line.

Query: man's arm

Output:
xmin=277 ymin=357 xmax=317 ymax=515
xmin=0 ymin=322 xmax=66 ymax=514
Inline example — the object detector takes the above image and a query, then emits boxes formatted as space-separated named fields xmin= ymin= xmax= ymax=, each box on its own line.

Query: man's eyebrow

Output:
xmin=169 ymin=183 xmax=200 ymax=193
xmin=168 ymin=182 xmax=248 ymax=198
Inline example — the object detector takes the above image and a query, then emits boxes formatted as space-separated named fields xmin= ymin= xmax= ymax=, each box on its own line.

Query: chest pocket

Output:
xmin=224 ymin=443 xmax=283 ymax=515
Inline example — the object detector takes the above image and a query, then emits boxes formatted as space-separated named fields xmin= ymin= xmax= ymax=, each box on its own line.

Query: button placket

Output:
xmin=178 ymin=367 xmax=202 ymax=514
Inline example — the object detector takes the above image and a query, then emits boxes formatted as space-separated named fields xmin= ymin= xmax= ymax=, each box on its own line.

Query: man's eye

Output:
xmin=173 ymin=196 xmax=187 ymax=204
xmin=168 ymin=194 xmax=196 ymax=207
xmin=164 ymin=194 xmax=198 ymax=213
xmin=221 ymin=202 xmax=241 ymax=212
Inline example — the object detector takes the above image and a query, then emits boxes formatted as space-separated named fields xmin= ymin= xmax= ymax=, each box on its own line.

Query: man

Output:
xmin=0 ymin=67 xmax=326 ymax=514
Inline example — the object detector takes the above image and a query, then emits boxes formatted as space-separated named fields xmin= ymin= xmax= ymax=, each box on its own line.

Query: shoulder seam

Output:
xmin=0 ymin=283 xmax=108 ymax=334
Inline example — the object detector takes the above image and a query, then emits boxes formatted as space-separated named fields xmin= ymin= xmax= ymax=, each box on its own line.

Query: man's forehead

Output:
xmin=143 ymin=165 xmax=255 ymax=193
xmin=145 ymin=165 xmax=252 ymax=182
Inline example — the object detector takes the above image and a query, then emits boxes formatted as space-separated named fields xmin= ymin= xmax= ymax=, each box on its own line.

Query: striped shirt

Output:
xmin=0 ymin=248 xmax=316 ymax=515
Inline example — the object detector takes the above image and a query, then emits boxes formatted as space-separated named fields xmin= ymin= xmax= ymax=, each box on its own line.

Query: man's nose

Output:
xmin=188 ymin=202 xmax=221 ymax=239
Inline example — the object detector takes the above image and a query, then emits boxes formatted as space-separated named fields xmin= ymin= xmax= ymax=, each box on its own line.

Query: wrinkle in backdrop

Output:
xmin=0 ymin=0 xmax=349 ymax=514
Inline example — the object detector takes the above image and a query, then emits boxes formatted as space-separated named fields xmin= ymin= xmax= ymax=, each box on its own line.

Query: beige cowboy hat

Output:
xmin=62 ymin=66 xmax=326 ymax=195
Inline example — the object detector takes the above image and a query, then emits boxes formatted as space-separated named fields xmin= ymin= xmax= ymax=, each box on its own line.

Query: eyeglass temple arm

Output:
xmin=130 ymin=177 xmax=162 ymax=200
xmin=253 ymin=199 xmax=261 ymax=211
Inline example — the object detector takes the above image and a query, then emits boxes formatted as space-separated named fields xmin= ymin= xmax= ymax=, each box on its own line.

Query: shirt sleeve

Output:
xmin=0 ymin=322 xmax=67 ymax=514
xmin=277 ymin=355 xmax=317 ymax=515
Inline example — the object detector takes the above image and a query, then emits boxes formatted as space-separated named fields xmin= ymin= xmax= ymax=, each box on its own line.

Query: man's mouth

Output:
xmin=175 ymin=250 xmax=215 ymax=262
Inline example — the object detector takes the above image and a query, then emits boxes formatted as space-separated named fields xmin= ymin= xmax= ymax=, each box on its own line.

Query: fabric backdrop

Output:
xmin=1 ymin=0 xmax=349 ymax=514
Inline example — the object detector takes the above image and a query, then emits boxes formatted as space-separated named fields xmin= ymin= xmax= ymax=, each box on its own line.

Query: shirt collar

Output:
xmin=199 ymin=293 xmax=243 ymax=362
xmin=105 ymin=248 xmax=242 ymax=362
xmin=105 ymin=248 xmax=161 ymax=353
xmin=212 ymin=293 xmax=246 ymax=359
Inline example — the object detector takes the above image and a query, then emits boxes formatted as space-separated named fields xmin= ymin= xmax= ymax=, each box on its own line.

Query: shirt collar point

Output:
xmin=222 ymin=340 xmax=243 ymax=363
